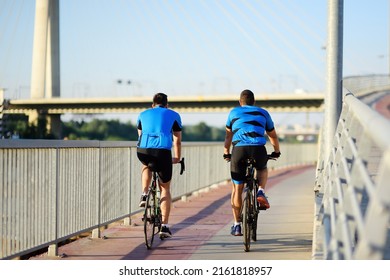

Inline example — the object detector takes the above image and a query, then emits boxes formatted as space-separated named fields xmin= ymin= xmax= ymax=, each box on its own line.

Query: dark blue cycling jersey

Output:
xmin=226 ymin=105 xmax=274 ymax=146
xmin=137 ymin=106 xmax=182 ymax=150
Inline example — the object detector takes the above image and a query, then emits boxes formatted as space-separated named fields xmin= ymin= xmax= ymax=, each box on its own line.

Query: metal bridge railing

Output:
xmin=0 ymin=141 xmax=230 ymax=259
xmin=342 ymin=74 xmax=390 ymax=97
xmin=314 ymin=76 xmax=390 ymax=259
xmin=1 ymin=141 xmax=317 ymax=260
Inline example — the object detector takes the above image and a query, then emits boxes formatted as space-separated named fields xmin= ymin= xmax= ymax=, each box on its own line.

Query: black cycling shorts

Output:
xmin=230 ymin=145 xmax=268 ymax=184
xmin=137 ymin=148 xmax=172 ymax=183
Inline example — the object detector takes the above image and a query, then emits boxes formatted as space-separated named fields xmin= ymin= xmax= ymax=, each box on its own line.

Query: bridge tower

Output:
xmin=30 ymin=0 xmax=61 ymax=138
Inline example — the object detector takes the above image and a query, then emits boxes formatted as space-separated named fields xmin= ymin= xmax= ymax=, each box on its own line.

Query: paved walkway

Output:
xmin=30 ymin=165 xmax=316 ymax=260
xmin=373 ymin=91 xmax=390 ymax=119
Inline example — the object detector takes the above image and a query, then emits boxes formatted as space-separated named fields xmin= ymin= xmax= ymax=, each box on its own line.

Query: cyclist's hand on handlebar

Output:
xmin=173 ymin=157 xmax=185 ymax=174
xmin=178 ymin=157 xmax=185 ymax=175
xmin=223 ymin=153 xmax=231 ymax=162
xmin=270 ymin=151 xmax=281 ymax=158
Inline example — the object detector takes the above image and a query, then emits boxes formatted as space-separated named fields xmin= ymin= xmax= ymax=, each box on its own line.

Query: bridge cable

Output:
xmin=178 ymin=0 xmax=258 ymax=91
xmin=242 ymin=0 xmax=326 ymax=85
xmin=223 ymin=0 xmax=320 ymax=91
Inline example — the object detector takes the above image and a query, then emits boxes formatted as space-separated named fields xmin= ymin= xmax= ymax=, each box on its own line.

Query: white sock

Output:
xmin=162 ymin=224 xmax=169 ymax=228
xmin=258 ymin=187 xmax=265 ymax=193
xmin=234 ymin=222 xmax=241 ymax=226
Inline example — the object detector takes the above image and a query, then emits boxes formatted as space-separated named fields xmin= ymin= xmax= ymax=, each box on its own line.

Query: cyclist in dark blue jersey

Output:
xmin=223 ymin=89 xmax=280 ymax=236
xmin=137 ymin=93 xmax=182 ymax=238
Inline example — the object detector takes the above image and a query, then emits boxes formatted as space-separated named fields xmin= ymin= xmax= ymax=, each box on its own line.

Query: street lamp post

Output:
xmin=115 ymin=79 xmax=132 ymax=96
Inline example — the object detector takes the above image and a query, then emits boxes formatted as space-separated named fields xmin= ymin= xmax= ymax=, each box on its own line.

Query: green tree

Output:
xmin=5 ymin=115 xmax=226 ymax=141
xmin=62 ymin=119 xmax=138 ymax=141
xmin=4 ymin=114 xmax=54 ymax=139
xmin=182 ymin=122 xmax=225 ymax=141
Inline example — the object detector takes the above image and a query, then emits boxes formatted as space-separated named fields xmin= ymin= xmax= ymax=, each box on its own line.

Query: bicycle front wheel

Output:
xmin=242 ymin=191 xmax=252 ymax=252
xmin=144 ymin=190 xmax=157 ymax=249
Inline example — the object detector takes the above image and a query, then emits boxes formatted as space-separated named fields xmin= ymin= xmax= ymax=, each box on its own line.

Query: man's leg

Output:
xmin=141 ymin=165 xmax=152 ymax=194
xmin=256 ymin=168 xmax=270 ymax=209
xmin=159 ymin=181 xmax=172 ymax=238
xmin=229 ymin=146 xmax=245 ymax=236
xmin=157 ymin=149 xmax=174 ymax=238
xmin=230 ymin=182 xmax=244 ymax=236
xmin=139 ymin=165 xmax=152 ymax=207
xmin=231 ymin=182 xmax=244 ymax=222
xmin=159 ymin=181 xmax=172 ymax=224
xmin=257 ymin=167 xmax=268 ymax=189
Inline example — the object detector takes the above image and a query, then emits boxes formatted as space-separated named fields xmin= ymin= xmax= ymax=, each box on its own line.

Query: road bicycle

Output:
xmin=143 ymin=158 xmax=185 ymax=249
xmin=241 ymin=155 xmax=276 ymax=252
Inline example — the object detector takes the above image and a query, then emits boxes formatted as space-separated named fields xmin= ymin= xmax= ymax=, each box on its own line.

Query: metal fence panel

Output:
xmin=99 ymin=147 xmax=131 ymax=224
xmin=57 ymin=148 xmax=99 ymax=239
xmin=0 ymin=148 xmax=57 ymax=258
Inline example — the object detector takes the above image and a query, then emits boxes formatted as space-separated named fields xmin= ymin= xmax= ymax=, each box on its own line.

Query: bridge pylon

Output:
xmin=30 ymin=0 xmax=61 ymax=138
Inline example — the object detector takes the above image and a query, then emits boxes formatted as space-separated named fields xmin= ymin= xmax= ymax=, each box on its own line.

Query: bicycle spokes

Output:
xmin=144 ymin=191 xmax=157 ymax=249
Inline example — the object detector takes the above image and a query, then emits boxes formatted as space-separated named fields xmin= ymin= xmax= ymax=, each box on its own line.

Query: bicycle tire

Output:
xmin=251 ymin=182 xmax=259 ymax=242
xmin=251 ymin=192 xmax=259 ymax=241
xmin=144 ymin=189 xmax=157 ymax=249
xmin=242 ymin=190 xmax=252 ymax=252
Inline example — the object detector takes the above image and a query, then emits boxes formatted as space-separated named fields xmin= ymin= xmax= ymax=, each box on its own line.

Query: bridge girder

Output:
xmin=4 ymin=93 xmax=324 ymax=114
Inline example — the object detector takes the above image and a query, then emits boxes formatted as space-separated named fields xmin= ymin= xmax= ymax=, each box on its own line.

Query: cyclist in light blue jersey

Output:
xmin=223 ymin=89 xmax=281 ymax=236
xmin=137 ymin=93 xmax=182 ymax=238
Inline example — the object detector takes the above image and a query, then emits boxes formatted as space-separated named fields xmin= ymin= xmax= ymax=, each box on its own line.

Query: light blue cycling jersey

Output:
xmin=226 ymin=105 xmax=274 ymax=146
xmin=137 ymin=106 xmax=182 ymax=150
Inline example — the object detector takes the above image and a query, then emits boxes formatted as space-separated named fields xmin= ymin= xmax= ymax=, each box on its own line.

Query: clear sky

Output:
xmin=0 ymin=0 xmax=388 ymax=126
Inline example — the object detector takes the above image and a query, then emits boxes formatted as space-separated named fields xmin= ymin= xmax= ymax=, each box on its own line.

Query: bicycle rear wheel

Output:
xmin=251 ymin=184 xmax=259 ymax=242
xmin=242 ymin=191 xmax=252 ymax=252
xmin=144 ymin=189 xmax=157 ymax=249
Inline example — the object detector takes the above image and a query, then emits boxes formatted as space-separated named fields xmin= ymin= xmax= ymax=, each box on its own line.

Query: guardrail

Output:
xmin=0 ymin=141 xmax=229 ymax=259
xmin=1 ymin=141 xmax=317 ymax=260
xmin=314 ymin=75 xmax=390 ymax=259
xmin=342 ymin=74 xmax=390 ymax=97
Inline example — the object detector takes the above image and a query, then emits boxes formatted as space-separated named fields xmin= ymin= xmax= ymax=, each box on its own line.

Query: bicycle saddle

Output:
xmin=147 ymin=162 xmax=159 ymax=172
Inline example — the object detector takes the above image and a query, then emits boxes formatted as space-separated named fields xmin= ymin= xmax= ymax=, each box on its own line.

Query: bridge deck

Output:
xmin=5 ymin=94 xmax=324 ymax=114
xmin=29 ymin=165 xmax=315 ymax=260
